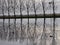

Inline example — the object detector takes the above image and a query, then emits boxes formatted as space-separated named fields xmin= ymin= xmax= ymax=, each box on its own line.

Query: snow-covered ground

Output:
xmin=0 ymin=40 xmax=20 ymax=45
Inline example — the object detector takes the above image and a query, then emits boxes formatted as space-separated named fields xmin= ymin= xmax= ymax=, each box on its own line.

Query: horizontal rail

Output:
xmin=0 ymin=14 xmax=60 ymax=19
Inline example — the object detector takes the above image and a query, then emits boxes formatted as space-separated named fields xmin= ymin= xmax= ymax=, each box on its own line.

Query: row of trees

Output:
xmin=0 ymin=22 xmax=42 ymax=41
xmin=0 ymin=0 xmax=57 ymax=14
xmin=0 ymin=22 xmax=55 ymax=44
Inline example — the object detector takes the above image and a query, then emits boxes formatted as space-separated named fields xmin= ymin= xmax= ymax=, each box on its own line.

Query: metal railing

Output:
xmin=0 ymin=0 xmax=59 ymax=45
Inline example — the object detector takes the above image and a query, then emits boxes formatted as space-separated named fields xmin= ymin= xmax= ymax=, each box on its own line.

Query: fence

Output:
xmin=0 ymin=0 xmax=60 ymax=45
